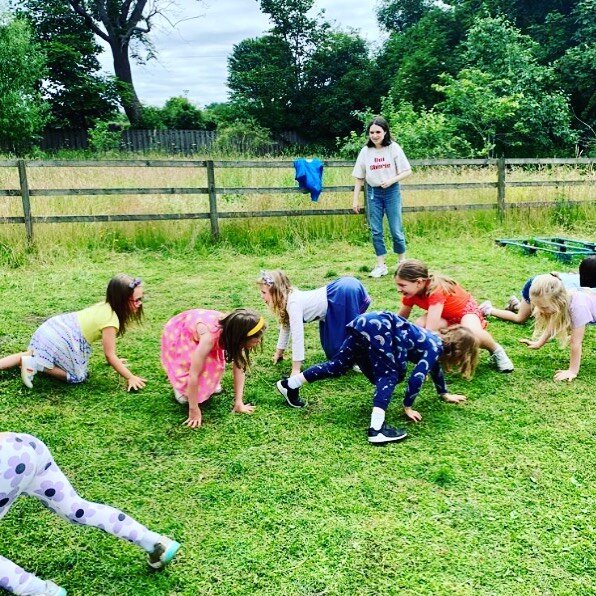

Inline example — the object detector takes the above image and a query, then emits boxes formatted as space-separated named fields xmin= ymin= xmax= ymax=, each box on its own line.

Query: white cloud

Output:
xmin=96 ymin=0 xmax=382 ymax=107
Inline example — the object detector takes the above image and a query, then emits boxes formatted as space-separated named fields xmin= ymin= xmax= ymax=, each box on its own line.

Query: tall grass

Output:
xmin=0 ymin=159 xmax=594 ymax=265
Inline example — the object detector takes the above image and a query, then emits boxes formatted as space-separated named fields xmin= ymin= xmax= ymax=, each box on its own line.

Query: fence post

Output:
xmin=497 ymin=156 xmax=506 ymax=221
xmin=206 ymin=160 xmax=219 ymax=239
xmin=18 ymin=159 xmax=33 ymax=243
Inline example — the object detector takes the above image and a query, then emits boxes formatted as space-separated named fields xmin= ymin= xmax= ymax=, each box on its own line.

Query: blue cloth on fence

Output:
xmin=294 ymin=158 xmax=324 ymax=201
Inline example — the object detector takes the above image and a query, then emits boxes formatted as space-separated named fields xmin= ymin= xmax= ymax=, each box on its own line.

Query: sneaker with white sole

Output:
xmin=369 ymin=264 xmax=389 ymax=278
xmin=276 ymin=378 xmax=306 ymax=408
xmin=506 ymin=295 xmax=520 ymax=313
xmin=173 ymin=389 xmax=188 ymax=405
xmin=148 ymin=537 xmax=181 ymax=570
xmin=20 ymin=354 xmax=36 ymax=389
xmin=479 ymin=300 xmax=493 ymax=316
xmin=490 ymin=347 xmax=514 ymax=373
xmin=367 ymin=423 xmax=408 ymax=445
xmin=33 ymin=580 xmax=67 ymax=596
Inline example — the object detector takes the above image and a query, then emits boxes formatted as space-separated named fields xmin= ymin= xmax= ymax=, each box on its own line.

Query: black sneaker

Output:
xmin=276 ymin=379 xmax=306 ymax=408
xmin=367 ymin=423 xmax=407 ymax=445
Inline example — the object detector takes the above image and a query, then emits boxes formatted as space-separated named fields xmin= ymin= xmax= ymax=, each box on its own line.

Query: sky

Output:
xmin=96 ymin=0 xmax=383 ymax=108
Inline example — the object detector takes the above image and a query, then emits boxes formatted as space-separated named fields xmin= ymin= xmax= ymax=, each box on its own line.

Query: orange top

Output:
xmin=402 ymin=284 xmax=472 ymax=322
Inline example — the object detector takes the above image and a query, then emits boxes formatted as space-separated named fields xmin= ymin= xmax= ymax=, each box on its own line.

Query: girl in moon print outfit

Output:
xmin=276 ymin=312 xmax=479 ymax=444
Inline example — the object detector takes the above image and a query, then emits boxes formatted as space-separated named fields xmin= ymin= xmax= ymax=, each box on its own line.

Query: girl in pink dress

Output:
xmin=161 ymin=308 xmax=266 ymax=429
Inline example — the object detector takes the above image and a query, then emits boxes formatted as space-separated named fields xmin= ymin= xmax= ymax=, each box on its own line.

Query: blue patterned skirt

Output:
xmin=28 ymin=312 xmax=92 ymax=383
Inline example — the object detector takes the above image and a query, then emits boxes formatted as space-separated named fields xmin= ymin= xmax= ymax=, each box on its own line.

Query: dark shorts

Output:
xmin=521 ymin=277 xmax=535 ymax=303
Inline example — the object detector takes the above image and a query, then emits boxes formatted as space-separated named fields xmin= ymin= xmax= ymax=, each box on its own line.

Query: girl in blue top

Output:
xmin=277 ymin=312 xmax=479 ymax=444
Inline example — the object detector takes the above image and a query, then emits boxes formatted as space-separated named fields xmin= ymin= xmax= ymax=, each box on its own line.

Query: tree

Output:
xmin=304 ymin=32 xmax=380 ymax=142
xmin=378 ymin=8 xmax=466 ymax=110
xmin=62 ymin=0 xmax=178 ymax=126
xmin=434 ymin=16 xmax=577 ymax=156
xmin=259 ymin=0 xmax=328 ymax=87
xmin=0 ymin=16 xmax=49 ymax=154
xmin=16 ymin=0 xmax=119 ymax=129
xmin=161 ymin=97 xmax=205 ymax=130
xmin=376 ymin=0 xmax=434 ymax=32
xmin=228 ymin=1 xmax=378 ymax=144
xmin=227 ymin=35 xmax=295 ymax=132
xmin=555 ymin=0 xmax=596 ymax=151
xmin=203 ymin=102 xmax=242 ymax=130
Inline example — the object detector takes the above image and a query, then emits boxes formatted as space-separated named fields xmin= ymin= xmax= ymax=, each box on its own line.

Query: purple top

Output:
xmin=569 ymin=291 xmax=596 ymax=329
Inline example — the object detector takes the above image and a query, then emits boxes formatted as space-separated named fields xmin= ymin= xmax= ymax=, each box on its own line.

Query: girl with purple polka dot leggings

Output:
xmin=0 ymin=432 xmax=180 ymax=595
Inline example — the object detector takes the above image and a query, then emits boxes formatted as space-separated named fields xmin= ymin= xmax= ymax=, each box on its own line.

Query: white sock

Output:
xmin=492 ymin=344 xmax=503 ymax=354
xmin=370 ymin=407 xmax=386 ymax=430
xmin=287 ymin=374 xmax=306 ymax=390
xmin=139 ymin=529 xmax=164 ymax=552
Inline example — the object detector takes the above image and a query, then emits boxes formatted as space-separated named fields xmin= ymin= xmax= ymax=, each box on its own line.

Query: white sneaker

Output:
xmin=369 ymin=264 xmax=388 ymax=278
xmin=352 ymin=364 xmax=362 ymax=373
xmin=479 ymin=300 xmax=493 ymax=316
xmin=506 ymin=295 xmax=520 ymax=312
xmin=173 ymin=389 xmax=188 ymax=404
xmin=490 ymin=347 xmax=514 ymax=373
xmin=148 ymin=537 xmax=181 ymax=570
xmin=21 ymin=354 xmax=36 ymax=389
xmin=29 ymin=580 xmax=67 ymax=596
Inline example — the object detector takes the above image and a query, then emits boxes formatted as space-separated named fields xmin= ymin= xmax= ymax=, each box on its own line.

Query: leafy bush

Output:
xmin=88 ymin=121 xmax=123 ymax=154
xmin=0 ymin=16 xmax=49 ymax=155
xmin=338 ymin=97 xmax=472 ymax=159
xmin=213 ymin=118 xmax=275 ymax=155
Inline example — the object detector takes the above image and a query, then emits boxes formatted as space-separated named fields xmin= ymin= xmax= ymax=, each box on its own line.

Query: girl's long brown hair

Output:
xmin=105 ymin=274 xmax=143 ymax=336
xmin=219 ymin=308 xmax=266 ymax=370
xmin=395 ymin=259 xmax=459 ymax=296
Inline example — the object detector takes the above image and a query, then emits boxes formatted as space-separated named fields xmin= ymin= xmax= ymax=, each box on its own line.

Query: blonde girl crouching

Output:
xmin=520 ymin=274 xmax=595 ymax=381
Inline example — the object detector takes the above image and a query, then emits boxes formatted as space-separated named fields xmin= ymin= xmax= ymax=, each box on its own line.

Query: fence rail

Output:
xmin=0 ymin=158 xmax=594 ymax=243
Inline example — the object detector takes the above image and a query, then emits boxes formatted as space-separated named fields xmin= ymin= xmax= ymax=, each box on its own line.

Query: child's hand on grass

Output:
xmin=441 ymin=393 xmax=467 ymax=403
xmin=404 ymin=407 xmax=422 ymax=422
xmin=554 ymin=369 xmax=577 ymax=382
xmin=184 ymin=407 xmax=202 ymax=429
xmin=233 ymin=403 xmax=255 ymax=414
xmin=519 ymin=338 xmax=541 ymax=349
xmin=127 ymin=375 xmax=146 ymax=391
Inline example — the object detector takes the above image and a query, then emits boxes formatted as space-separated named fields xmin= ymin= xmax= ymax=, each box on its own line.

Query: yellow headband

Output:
xmin=246 ymin=317 xmax=265 ymax=337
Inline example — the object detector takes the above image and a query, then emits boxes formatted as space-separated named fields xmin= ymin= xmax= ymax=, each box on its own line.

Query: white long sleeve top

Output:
xmin=276 ymin=286 xmax=328 ymax=361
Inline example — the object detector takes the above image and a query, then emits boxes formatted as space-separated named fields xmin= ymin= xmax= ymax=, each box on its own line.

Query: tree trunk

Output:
xmin=111 ymin=41 xmax=142 ymax=127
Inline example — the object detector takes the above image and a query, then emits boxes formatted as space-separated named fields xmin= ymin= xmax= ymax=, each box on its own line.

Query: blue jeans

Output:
xmin=366 ymin=183 xmax=406 ymax=256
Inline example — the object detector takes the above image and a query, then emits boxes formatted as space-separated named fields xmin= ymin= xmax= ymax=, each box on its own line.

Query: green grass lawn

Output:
xmin=0 ymin=224 xmax=594 ymax=595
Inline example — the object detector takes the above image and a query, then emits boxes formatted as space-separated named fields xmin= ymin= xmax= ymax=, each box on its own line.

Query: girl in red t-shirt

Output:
xmin=395 ymin=259 xmax=514 ymax=372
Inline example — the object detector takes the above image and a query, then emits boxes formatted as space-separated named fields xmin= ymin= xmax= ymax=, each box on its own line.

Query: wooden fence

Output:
xmin=0 ymin=157 xmax=594 ymax=244
xmin=40 ymin=129 xmax=302 ymax=154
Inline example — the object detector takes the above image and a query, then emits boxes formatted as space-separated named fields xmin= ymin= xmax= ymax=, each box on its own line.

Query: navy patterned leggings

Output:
xmin=0 ymin=433 xmax=161 ymax=595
